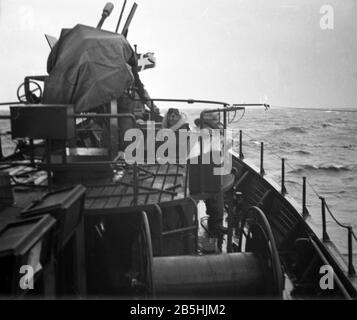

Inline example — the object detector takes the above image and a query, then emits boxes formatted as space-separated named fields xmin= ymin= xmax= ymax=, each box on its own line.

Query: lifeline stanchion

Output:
xmin=281 ymin=158 xmax=287 ymax=195
xmin=320 ymin=197 xmax=330 ymax=242
xmin=302 ymin=177 xmax=309 ymax=216
xmin=260 ymin=142 xmax=265 ymax=176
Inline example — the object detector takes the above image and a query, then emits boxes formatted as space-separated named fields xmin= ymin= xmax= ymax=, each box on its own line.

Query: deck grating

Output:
xmin=84 ymin=163 xmax=186 ymax=210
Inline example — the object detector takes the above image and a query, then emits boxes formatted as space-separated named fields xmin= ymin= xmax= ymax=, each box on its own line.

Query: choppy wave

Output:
xmin=342 ymin=176 xmax=356 ymax=182
xmin=321 ymin=122 xmax=334 ymax=128
xmin=274 ymin=126 xmax=308 ymax=134
xmin=324 ymin=110 xmax=341 ymax=114
xmin=341 ymin=144 xmax=356 ymax=149
xmin=289 ymin=163 xmax=355 ymax=174
xmin=285 ymin=179 xmax=300 ymax=185
xmin=293 ymin=150 xmax=311 ymax=155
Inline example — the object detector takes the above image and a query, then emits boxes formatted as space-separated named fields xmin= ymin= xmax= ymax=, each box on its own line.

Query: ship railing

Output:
xmin=131 ymin=97 xmax=270 ymax=128
xmin=0 ymin=112 xmax=135 ymax=158
xmin=0 ymin=99 xmax=240 ymax=164
xmin=131 ymin=97 xmax=231 ymax=121
xmin=0 ymin=100 xmax=245 ymax=202
xmin=237 ymin=129 xmax=357 ymax=277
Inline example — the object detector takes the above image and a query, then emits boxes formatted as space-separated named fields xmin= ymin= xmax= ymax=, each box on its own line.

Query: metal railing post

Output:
xmin=223 ymin=109 xmax=227 ymax=129
xmin=260 ymin=142 xmax=265 ymax=176
xmin=281 ymin=158 xmax=287 ymax=195
xmin=348 ymin=227 xmax=356 ymax=276
xmin=45 ymin=139 xmax=53 ymax=191
xmin=0 ymin=135 xmax=4 ymax=161
xmin=227 ymin=203 xmax=233 ymax=253
xmin=184 ymin=164 xmax=189 ymax=198
xmin=133 ymin=163 xmax=138 ymax=205
xmin=320 ymin=197 xmax=330 ymax=241
xmin=302 ymin=177 xmax=309 ymax=216
xmin=239 ymin=130 xmax=244 ymax=159
xmin=150 ymin=100 xmax=154 ymax=120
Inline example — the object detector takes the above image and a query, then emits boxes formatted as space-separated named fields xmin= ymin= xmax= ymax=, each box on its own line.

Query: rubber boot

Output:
xmin=206 ymin=192 xmax=228 ymax=237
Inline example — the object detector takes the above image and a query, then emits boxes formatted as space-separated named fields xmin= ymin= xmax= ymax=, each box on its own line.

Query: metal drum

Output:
xmin=135 ymin=206 xmax=284 ymax=299
xmin=152 ymin=253 xmax=264 ymax=298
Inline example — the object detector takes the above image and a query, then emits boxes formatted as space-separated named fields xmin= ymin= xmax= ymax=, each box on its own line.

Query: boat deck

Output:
xmin=0 ymin=162 xmax=188 ymax=225
xmin=83 ymin=163 xmax=187 ymax=210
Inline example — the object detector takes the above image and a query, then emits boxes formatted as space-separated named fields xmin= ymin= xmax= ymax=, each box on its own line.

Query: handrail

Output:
xmin=132 ymin=97 xmax=231 ymax=107
xmin=129 ymin=97 xmax=232 ymax=121
xmin=0 ymin=113 xmax=136 ymax=121
xmin=0 ymin=102 xmax=22 ymax=106
xmin=199 ymin=106 xmax=246 ymax=130
xmin=238 ymin=129 xmax=357 ymax=276
xmin=130 ymin=98 xmax=268 ymax=122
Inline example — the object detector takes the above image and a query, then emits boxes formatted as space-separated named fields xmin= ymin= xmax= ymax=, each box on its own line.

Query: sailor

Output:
xmin=194 ymin=111 xmax=223 ymax=131
xmin=162 ymin=108 xmax=190 ymax=131
xmin=160 ymin=108 xmax=190 ymax=162
xmin=193 ymin=111 xmax=228 ymax=238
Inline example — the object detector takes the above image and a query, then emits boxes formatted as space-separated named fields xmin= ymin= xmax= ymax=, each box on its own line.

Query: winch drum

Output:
xmin=152 ymin=253 xmax=264 ymax=297
xmin=135 ymin=207 xmax=283 ymax=298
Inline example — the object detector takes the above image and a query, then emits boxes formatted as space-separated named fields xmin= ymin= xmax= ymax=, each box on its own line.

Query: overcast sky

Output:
xmin=0 ymin=0 xmax=357 ymax=108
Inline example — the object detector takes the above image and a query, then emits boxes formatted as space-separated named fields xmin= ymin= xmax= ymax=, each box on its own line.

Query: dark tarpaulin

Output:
xmin=43 ymin=24 xmax=135 ymax=112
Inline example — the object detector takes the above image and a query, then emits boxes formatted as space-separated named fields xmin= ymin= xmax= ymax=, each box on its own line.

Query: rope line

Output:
xmin=324 ymin=201 xmax=350 ymax=230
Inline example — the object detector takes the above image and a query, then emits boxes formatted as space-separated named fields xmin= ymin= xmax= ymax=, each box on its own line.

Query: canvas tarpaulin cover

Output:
xmin=43 ymin=24 xmax=135 ymax=112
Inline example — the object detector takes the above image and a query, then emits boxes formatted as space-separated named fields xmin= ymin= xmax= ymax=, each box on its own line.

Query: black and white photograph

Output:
xmin=0 ymin=0 xmax=356 ymax=306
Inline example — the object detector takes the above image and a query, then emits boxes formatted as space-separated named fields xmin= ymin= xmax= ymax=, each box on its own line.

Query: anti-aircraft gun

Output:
xmin=4 ymin=1 xmax=158 ymax=163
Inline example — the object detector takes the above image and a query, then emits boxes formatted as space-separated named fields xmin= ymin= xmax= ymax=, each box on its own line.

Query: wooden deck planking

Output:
xmin=170 ymin=164 xmax=180 ymax=201
xmin=174 ymin=165 xmax=186 ymax=200
xmin=159 ymin=164 xmax=173 ymax=203
xmin=137 ymin=175 xmax=155 ymax=205
xmin=143 ymin=163 xmax=161 ymax=205
xmin=136 ymin=165 xmax=158 ymax=205
xmin=104 ymin=183 xmax=126 ymax=208
xmin=166 ymin=164 xmax=182 ymax=202
xmin=89 ymin=186 xmax=116 ymax=209
xmin=85 ymin=186 xmax=105 ymax=209
xmin=84 ymin=197 xmax=95 ymax=209
xmin=86 ymin=186 xmax=105 ymax=197
xmin=147 ymin=164 xmax=168 ymax=204
xmin=98 ymin=186 xmax=117 ymax=208
xmin=84 ymin=163 xmax=187 ymax=210
xmin=116 ymin=173 xmax=133 ymax=207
